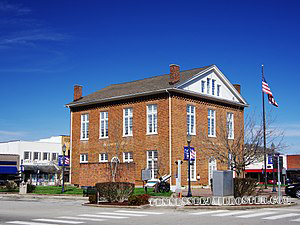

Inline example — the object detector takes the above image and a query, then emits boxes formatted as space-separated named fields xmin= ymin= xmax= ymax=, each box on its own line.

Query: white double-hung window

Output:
xmin=100 ymin=112 xmax=108 ymax=138
xmin=147 ymin=150 xmax=158 ymax=180
xmin=208 ymin=109 xmax=216 ymax=137
xmin=212 ymin=79 xmax=216 ymax=95
xmin=80 ymin=154 xmax=88 ymax=163
xmin=123 ymin=152 xmax=133 ymax=163
xmin=81 ymin=114 xmax=89 ymax=140
xmin=99 ymin=153 xmax=108 ymax=162
xmin=187 ymin=105 xmax=196 ymax=135
xmin=147 ymin=104 xmax=157 ymax=134
xmin=227 ymin=112 xmax=234 ymax=139
xmin=207 ymin=78 xmax=211 ymax=94
xmin=123 ymin=108 xmax=133 ymax=136
xmin=217 ymin=85 xmax=221 ymax=96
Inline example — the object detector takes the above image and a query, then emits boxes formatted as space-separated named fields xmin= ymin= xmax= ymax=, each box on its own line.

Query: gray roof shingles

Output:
xmin=68 ymin=65 xmax=212 ymax=106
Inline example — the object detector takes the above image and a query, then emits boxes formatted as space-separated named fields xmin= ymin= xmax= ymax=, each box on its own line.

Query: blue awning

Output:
xmin=0 ymin=166 xmax=18 ymax=174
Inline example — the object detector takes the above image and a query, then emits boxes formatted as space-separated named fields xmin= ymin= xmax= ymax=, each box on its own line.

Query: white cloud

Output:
xmin=0 ymin=130 xmax=27 ymax=136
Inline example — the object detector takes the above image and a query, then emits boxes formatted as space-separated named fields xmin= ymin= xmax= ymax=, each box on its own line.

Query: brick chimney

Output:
xmin=74 ymin=85 xmax=82 ymax=101
xmin=169 ymin=64 xmax=180 ymax=84
xmin=233 ymin=84 xmax=241 ymax=94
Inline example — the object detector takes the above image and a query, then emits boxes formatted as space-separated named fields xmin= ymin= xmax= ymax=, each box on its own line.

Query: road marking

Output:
xmin=6 ymin=221 xmax=58 ymax=225
xmin=33 ymin=219 xmax=84 ymax=224
xmin=212 ymin=211 xmax=254 ymax=217
xmin=237 ymin=211 xmax=277 ymax=218
xmin=191 ymin=210 xmax=229 ymax=215
xmin=78 ymin=214 xmax=128 ymax=219
xmin=97 ymin=212 xmax=146 ymax=217
xmin=57 ymin=216 xmax=106 ymax=222
xmin=262 ymin=213 xmax=300 ymax=220
xmin=115 ymin=210 xmax=164 ymax=215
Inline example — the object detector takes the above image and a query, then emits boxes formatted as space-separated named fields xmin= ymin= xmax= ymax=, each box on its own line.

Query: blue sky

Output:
xmin=0 ymin=0 xmax=299 ymax=153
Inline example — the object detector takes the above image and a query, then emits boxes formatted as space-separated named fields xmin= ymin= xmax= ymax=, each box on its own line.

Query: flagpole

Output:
xmin=262 ymin=64 xmax=268 ymax=189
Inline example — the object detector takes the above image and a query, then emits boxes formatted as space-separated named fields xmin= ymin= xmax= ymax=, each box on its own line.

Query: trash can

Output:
xmin=19 ymin=182 xmax=27 ymax=194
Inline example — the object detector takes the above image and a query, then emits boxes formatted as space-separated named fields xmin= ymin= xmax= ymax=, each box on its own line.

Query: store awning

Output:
xmin=24 ymin=164 xmax=59 ymax=173
xmin=0 ymin=166 xmax=17 ymax=174
xmin=245 ymin=169 xmax=278 ymax=173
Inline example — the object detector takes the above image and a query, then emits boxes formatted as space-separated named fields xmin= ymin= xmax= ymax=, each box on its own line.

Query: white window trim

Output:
xmin=147 ymin=150 xmax=158 ymax=181
xmin=146 ymin=105 xmax=158 ymax=135
xmin=43 ymin=152 xmax=50 ymax=161
xmin=208 ymin=158 xmax=217 ymax=186
xmin=123 ymin=152 xmax=133 ymax=163
xmin=207 ymin=78 xmax=211 ymax=95
xmin=80 ymin=114 xmax=89 ymax=140
xmin=208 ymin=109 xmax=216 ymax=137
xmin=99 ymin=111 xmax=108 ymax=139
xmin=227 ymin=112 xmax=234 ymax=139
xmin=24 ymin=151 xmax=31 ymax=160
xmin=201 ymin=80 xmax=206 ymax=93
xmin=33 ymin=152 xmax=41 ymax=161
xmin=80 ymin=154 xmax=88 ymax=163
xmin=99 ymin=153 xmax=108 ymax=162
xmin=187 ymin=105 xmax=196 ymax=135
xmin=212 ymin=79 xmax=216 ymax=95
xmin=123 ymin=108 xmax=133 ymax=137
xmin=217 ymin=84 xmax=221 ymax=96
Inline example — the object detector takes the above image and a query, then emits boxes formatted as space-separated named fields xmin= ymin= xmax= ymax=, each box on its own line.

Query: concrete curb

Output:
xmin=82 ymin=203 xmax=150 ymax=209
xmin=176 ymin=202 xmax=297 ymax=210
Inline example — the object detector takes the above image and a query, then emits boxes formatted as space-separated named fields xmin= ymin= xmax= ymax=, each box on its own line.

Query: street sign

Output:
xmin=142 ymin=169 xmax=151 ymax=181
xmin=268 ymin=154 xmax=273 ymax=164
xmin=184 ymin=147 xmax=195 ymax=161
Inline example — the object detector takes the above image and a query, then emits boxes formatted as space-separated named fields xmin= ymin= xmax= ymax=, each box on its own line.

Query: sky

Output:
xmin=0 ymin=0 xmax=299 ymax=153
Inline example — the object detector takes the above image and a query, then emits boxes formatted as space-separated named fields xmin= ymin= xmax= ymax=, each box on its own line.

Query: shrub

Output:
xmin=234 ymin=178 xmax=257 ymax=197
xmin=95 ymin=182 xmax=135 ymax=203
xmin=128 ymin=194 xmax=150 ymax=205
xmin=5 ymin=181 xmax=17 ymax=190
xmin=27 ymin=184 xmax=36 ymax=193
xmin=88 ymin=194 xmax=97 ymax=204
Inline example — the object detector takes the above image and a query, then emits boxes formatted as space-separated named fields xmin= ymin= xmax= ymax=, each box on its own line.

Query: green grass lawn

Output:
xmin=133 ymin=188 xmax=172 ymax=197
xmin=33 ymin=186 xmax=83 ymax=195
xmin=0 ymin=188 xmax=19 ymax=193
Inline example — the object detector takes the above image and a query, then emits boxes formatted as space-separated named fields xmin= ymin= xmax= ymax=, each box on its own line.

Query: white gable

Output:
xmin=177 ymin=65 xmax=247 ymax=105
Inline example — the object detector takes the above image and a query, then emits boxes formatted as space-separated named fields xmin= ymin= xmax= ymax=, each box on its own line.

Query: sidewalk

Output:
xmin=0 ymin=193 xmax=88 ymax=201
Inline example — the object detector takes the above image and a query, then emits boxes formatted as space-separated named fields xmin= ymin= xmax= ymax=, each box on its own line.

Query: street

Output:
xmin=1 ymin=197 xmax=300 ymax=225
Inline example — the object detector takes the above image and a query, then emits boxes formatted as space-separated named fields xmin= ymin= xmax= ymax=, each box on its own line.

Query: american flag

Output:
xmin=262 ymin=77 xmax=272 ymax=95
xmin=262 ymin=77 xmax=278 ymax=107
xmin=64 ymin=156 xmax=70 ymax=165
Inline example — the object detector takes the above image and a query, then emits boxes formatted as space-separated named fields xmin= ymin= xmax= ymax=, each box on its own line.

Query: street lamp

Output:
xmin=187 ymin=133 xmax=192 ymax=197
xmin=62 ymin=144 xmax=66 ymax=193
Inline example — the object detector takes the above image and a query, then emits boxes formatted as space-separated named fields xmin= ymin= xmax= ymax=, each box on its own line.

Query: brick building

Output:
xmin=66 ymin=64 xmax=248 ymax=188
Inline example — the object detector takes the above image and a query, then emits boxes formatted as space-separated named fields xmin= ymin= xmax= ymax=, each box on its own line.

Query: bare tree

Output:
xmin=101 ymin=124 xmax=134 ymax=182
xmin=200 ymin=111 xmax=286 ymax=177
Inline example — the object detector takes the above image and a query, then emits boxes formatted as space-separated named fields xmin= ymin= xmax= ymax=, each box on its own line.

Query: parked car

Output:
xmin=285 ymin=183 xmax=300 ymax=198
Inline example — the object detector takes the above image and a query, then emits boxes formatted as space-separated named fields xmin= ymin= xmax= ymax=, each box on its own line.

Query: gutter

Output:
xmin=66 ymin=88 xmax=248 ymax=109
xmin=65 ymin=89 xmax=168 ymax=108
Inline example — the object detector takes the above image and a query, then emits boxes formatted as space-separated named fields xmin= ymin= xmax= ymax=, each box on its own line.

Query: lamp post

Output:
xmin=62 ymin=144 xmax=66 ymax=193
xmin=271 ymin=143 xmax=276 ymax=192
xmin=187 ymin=133 xmax=192 ymax=197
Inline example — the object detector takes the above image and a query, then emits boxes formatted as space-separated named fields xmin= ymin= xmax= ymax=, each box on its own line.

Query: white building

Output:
xmin=0 ymin=136 xmax=67 ymax=185
xmin=245 ymin=154 xmax=287 ymax=183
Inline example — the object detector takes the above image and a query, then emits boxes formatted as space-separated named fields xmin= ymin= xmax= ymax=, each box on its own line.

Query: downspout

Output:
xmin=166 ymin=90 xmax=172 ymax=186
xmin=69 ymin=111 xmax=73 ymax=184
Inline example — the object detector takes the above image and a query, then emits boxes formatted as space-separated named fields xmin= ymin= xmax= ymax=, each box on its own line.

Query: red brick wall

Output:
xmin=70 ymin=93 xmax=244 ymax=187
xmin=77 ymin=162 xmax=136 ymax=186
xmin=287 ymin=155 xmax=300 ymax=169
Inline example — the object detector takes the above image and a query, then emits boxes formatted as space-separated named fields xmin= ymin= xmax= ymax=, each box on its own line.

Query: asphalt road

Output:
xmin=1 ymin=197 xmax=300 ymax=225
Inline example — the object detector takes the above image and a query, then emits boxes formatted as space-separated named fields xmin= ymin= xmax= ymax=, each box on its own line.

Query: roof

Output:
xmin=66 ymin=64 xmax=248 ymax=107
